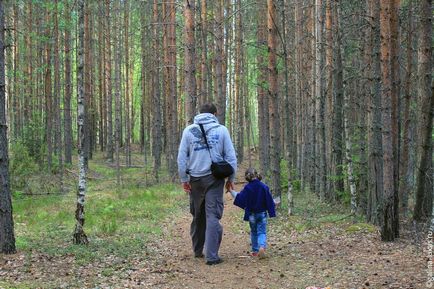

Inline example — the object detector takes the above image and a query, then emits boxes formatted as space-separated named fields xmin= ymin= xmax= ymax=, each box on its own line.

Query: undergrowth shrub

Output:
xmin=9 ymin=141 xmax=38 ymax=195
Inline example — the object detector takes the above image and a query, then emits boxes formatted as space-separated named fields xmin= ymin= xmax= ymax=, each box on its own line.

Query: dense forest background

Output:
xmin=0 ymin=0 xmax=433 ymax=254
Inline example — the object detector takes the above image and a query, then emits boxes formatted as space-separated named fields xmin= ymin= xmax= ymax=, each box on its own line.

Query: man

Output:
xmin=177 ymin=103 xmax=237 ymax=265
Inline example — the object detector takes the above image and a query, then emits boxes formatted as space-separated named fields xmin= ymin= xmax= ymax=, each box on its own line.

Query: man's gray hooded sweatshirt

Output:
xmin=177 ymin=113 xmax=237 ymax=182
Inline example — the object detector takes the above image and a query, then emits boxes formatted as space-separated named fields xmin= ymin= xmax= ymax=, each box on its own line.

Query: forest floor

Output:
xmin=0 ymin=154 xmax=428 ymax=289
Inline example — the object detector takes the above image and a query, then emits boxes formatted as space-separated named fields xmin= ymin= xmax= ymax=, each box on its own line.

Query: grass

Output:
xmin=12 ymin=152 xmax=185 ymax=263
xmin=275 ymin=186 xmax=367 ymax=236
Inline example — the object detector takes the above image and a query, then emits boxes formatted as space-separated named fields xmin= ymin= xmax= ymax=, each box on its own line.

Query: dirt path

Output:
xmin=137 ymin=183 xmax=289 ymax=289
xmin=130 ymin=184 xmax=426 ymax=289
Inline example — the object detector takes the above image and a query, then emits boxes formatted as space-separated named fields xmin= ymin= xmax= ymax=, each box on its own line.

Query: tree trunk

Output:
xmin=200 ymin=0 xmax=209 ymax=104
xmin=83 ymin=1 xmax=91 ymax=167
xmin=234 ymin=0 xmax=244 ymax=163
xmin=413 ymin=0 xmax=433 ymax=222
xmin=64 ymin=1 xmax=72 ymax=165
xmin=315 ymin=0 xmax=326 ymax=199
xmin=12 ymin=3 xmax=20 ymax=139
xmin=54 ymin=0 xmax=63 ymax=192
xmin=152 ymin=0 xmax=162 ymax=182
xmin=114 ymin=0 xmax=122 ymax=186
xmin=98 ymin=1 xmax=105 ymax=153
xmin=267 ymin=0 xmax=281 ymax=198
xmin=344 ymin=91 xmax=357 ymax=214
xmin=105 ymin=0 xmax=114 ymax=161
xmin=380 ymin=0 xmax=397 ymax=241
xmin=332 ymin=0 xmax=344 ymax=197
xmin=399 ymin=0 xmax=413 ymax=217
xmin=0 ymin=0 xmax=16 ymax=254
xmin=390 ymin=0 xmax=400 ymax=238
xmin=124 ymin=0 xmax=131 ymax=167
xmin=140 ymin=1 xmax=147 ymax=156
xmin=45 ymin=7 xmax=53 ymax=173
xmin=24 ymin=2 xmax=32 ymax=135
xmin=367 ymin=0 xmax=383 ymax=225
xmin=73 ymin=0 xmax=89 ymax=245
xmin=324 ymin=0 xmax=333 ymax=200
xmin=257 ymin=0 xmax=270 ymax=177
xmin=280 ymin=0 xmax=294 ymax=213
xmin=185 ymin=0 xmax=197 ymax=124
xmin=294 ymin=0 xmax=302 ymax=185
xmin=215 ymin=0 xmax=225 ymax=124
xmin=167 ymin=0 xmax=178 ymax=180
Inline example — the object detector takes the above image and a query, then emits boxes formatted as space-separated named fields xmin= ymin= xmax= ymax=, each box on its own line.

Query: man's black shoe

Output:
xmin=206 ymin=258 xmax=223 ymax=265
xmin=194 ymin=253 xmax=204 ymax=258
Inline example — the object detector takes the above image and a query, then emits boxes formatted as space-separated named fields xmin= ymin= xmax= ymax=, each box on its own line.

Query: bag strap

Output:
xmin=198 ymin=124 xmax=213 ymax=161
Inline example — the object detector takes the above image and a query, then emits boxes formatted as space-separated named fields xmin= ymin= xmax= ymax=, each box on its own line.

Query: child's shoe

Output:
xmin=258 ymin=247 xmax=266 ymax=259
xmin=251 ymin=251 xmax=258 ymax=257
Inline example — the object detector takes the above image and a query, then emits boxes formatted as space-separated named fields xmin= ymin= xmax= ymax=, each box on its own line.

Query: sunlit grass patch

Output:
xmin=345 ymin=222 xmax=376 ymax=234
xmin=12 ymin=154 xmax=184 ymax=263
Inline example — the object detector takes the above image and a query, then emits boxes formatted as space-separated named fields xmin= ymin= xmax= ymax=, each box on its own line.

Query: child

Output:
xmin=228 ymin=168 xmax=276 ymax=258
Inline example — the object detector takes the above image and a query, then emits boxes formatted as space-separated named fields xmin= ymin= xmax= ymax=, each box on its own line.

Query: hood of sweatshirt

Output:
xmin=193 ymin=113 xmax=219 ymax=125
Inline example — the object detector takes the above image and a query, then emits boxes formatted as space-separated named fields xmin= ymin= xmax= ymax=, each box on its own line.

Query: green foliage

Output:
xmin=19 ymin=119 xmax=46 ymax=164
xmin=280 ymin=160 xmax=302 ymax=193
xmin=9 ymin=141 xmax=38 ymax=194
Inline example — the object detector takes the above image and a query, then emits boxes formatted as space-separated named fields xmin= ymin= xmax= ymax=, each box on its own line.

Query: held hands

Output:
xmin=225 ymin=181 xmax=234 ymax=193
xmin=182 ymin=182 xmax=191 ymax=194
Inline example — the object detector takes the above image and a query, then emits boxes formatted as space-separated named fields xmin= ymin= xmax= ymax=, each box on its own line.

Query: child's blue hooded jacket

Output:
xmin=233 ymin=179 xmax=276 ymax=221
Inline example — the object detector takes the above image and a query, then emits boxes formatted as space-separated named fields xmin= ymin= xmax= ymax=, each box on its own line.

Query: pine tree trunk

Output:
xmin=280 ymin=0 xmax=294 ymax=172
xmin=54 ymin=0 xmax=63 ymax=192
xmin=267 ymin=0 xmax=281 ymax=198
xmin=167 ymin=0 xmax=178 ymax=180
xmin=295 ymin=0 xmax=303 ymax=183
xmin=200 ymin=0 xmax=209 ymax=104
xmin=399 ymin=0 xmax=413 ymax=217
xmin=324 ymin=0 xmax=333 ymax=200
xmin=152 ymin=0 xmax=162 ymax=182
xmin=367 ymin=0 xmax=383 ymax=225
xmin=215 ymin=0 xmax=225 ymax=124
xmin=358 ymin=0 xmax=370 ymax=213
xmin=380 ymin=0 xmax=397 ymax=241
xmin=315 ymin=0 xmax=326 ymax=199
xmin=45 ymin=8 xmax=53 ymax=173
xmin=184 ymin=0 xmax=197 ymax=124
xmin=257 ymin=0 xmax=270 ymax=177
xmin=98 ymin=1 xmax=105 ymax=153
xmin=105 ymin=0 xmax=114 ymax=161
xmin=222 ymin=0 xmax=230 ymax=127
xmin=390 ymin=0 xmax=400 ymax=238
xmin=124 ymin=0 xmax=131 ymax=167
xmin=114 ymin=0 xmax=122 ymax=186
xmin=12 ymin=3 xmax=20 ymax=139
xmin=24 ymin=2 xmax=32 ymax=134
xmin=332 ymin=0 xmax=344 ymax=197
xmin=140 ymin=1 xmax=147 ymax=155
xmin=413 ymin=0 xmax=433 ymax=222
xmin=64 ymin=1 xmax=72 ymax=165
xmin=0 ymin=0 xmax=16 ymax=253
xmin=73 ymin=0 xmax=89 ymax=245
xmin=234 ymin=0 xmax=244 ymax=163
xmin=83 ymin=2 xmax=91 ymax=167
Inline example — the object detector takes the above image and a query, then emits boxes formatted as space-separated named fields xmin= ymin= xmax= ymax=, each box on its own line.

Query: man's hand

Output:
xmin=225 ymin=181 xmax=234 ymax=193
xmin=182 ymin=182 xmax=192 ymax=194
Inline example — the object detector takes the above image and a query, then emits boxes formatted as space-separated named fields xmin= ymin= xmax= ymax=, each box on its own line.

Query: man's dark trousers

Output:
xmin=189 ymin=174 xmax=225 ymax=262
